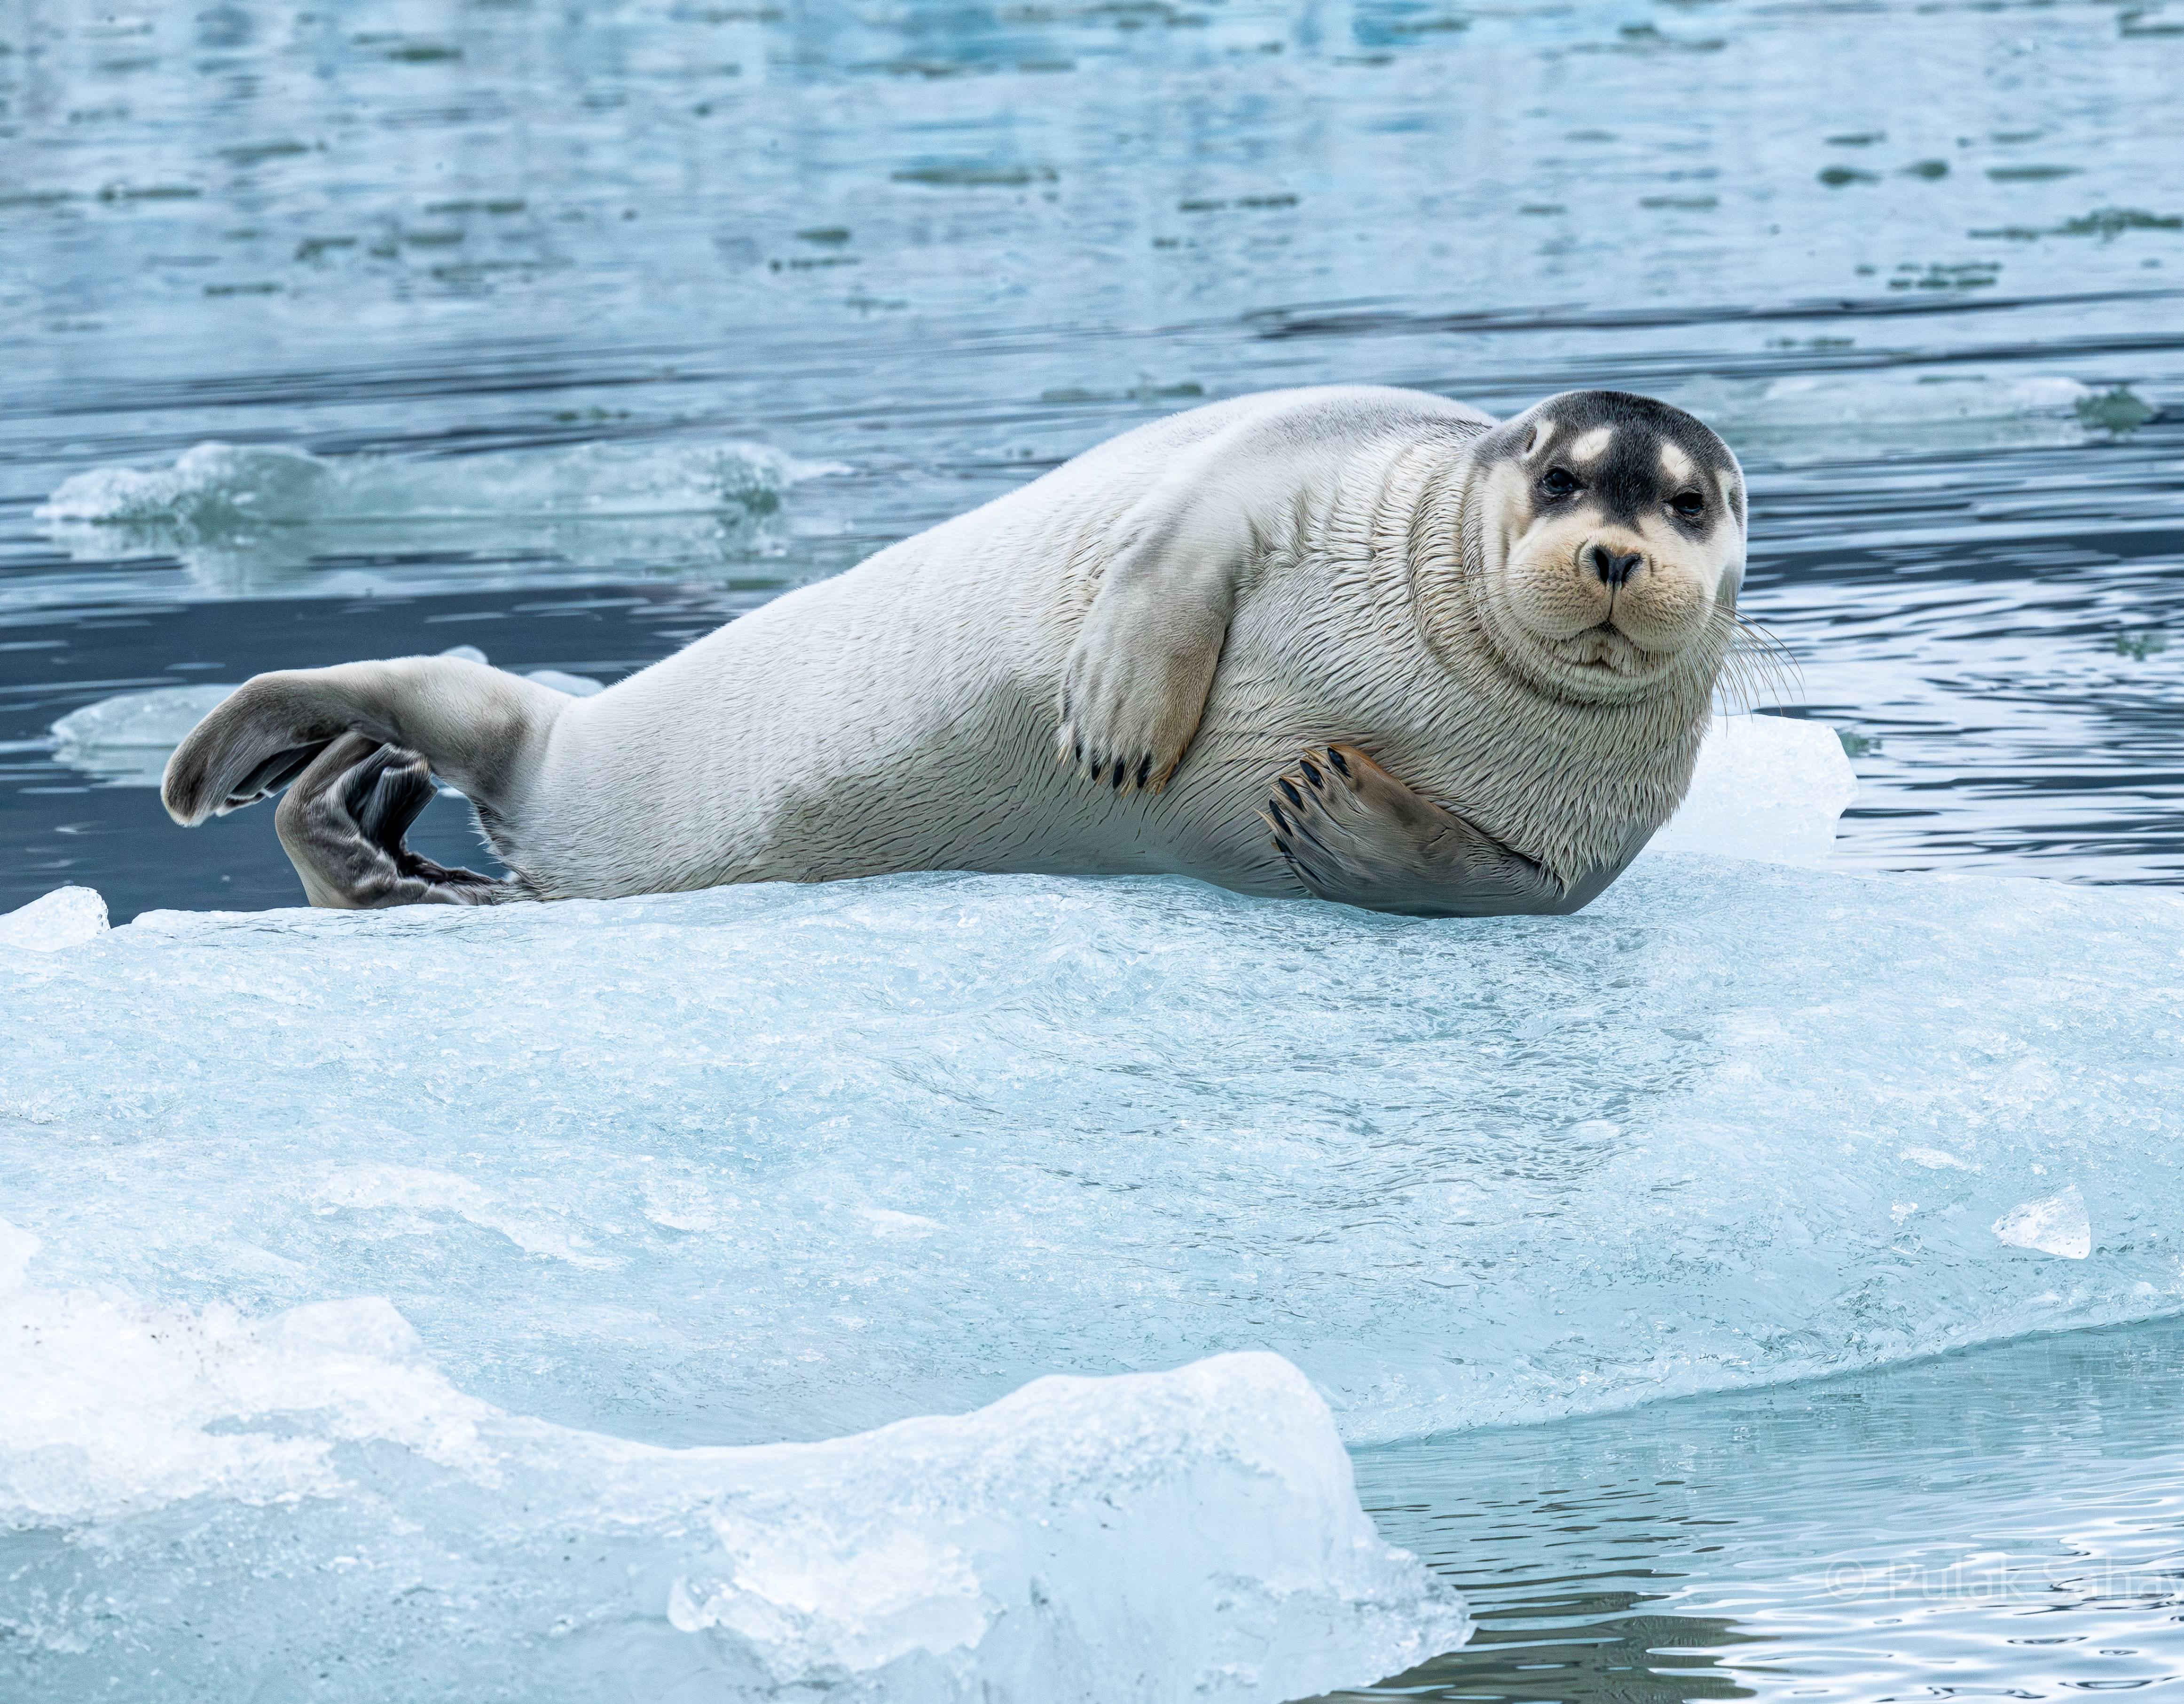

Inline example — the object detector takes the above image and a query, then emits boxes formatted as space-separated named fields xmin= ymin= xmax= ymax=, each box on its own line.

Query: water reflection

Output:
xmin=1334 ymin=1321 xmax=2184 ymax=1702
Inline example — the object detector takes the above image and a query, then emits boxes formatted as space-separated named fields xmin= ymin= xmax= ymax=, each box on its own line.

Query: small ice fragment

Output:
xmin=438 ymin=644 xmax=489 ymax=665
xmin=1901 ymin=1145 xmax=1975 ymax=1171
xmin=0 ymin=887 xmax=110 ymax=955
xmin=1890 ymin=1201 xmax=1917 ymax=1225
xmin=524 ymin=668 xmax=606 ymax=696
xmin=1650 ymin=714 xmax=1856 ymax=866
xmin=1993 ymin=1184 xmax=2091 ymax=1260
xmin=50 ymin=685 xmax=237 ymax=785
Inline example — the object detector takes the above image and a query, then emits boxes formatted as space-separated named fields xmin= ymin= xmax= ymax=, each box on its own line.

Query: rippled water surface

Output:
xmin=4 ymin=0 xmax=2181 ymax=1698
xmin=1343 ymin=1321 xmax=2184 ymax=1702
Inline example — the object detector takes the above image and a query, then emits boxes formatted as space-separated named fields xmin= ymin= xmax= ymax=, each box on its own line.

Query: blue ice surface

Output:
xmin=4 ymin=741 xmax=2182 ymax=1697
xmin=6 ymin=849 xmax=2178 ymax=1450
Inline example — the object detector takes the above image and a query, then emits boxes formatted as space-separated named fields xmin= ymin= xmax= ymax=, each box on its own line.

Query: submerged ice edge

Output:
xmin=43 ymin=647 xmax=605 ymax=788
xmin=0 ymin=1239 xmax=1467 ymax=1704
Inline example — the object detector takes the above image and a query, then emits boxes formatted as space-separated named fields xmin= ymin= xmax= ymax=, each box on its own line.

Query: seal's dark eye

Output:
xmin=1540 ymin=467 xmax=1581 ymax=498
xmin=1671 ymin=490 xmax=1706 ymax=519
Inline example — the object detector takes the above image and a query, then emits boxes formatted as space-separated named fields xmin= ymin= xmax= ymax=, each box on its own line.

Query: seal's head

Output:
xmin=1465 ymin=390 xmax=1745 ymax=702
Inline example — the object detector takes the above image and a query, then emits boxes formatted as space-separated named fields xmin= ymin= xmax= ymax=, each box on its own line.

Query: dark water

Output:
xmin=4 ymin=0 xmax=2182 ymax=1697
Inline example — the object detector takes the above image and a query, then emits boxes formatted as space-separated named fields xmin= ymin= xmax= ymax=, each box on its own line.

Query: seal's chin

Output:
xmin=1490 ymin=614 xmax=1687 ymax=702
xmin=1545 ymin=623 xmax=1672 ymax=680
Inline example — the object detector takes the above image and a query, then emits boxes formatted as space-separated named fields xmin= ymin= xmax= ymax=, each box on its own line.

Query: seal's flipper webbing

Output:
xmin=1262 ymin=744 xmax=1650 ymax=919
xmin=275 ymin=734 xmax=505 ymax=909
xmin=163 ymin=656 xmax=562 ymax=908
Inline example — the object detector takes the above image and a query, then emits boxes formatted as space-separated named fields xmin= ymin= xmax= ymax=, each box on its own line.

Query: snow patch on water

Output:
xmin=0 ymin=1231 xmax=1464 ymax=1702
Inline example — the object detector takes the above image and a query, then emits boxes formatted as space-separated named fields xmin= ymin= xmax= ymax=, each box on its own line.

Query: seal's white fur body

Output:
xmin=476 ymin=385 xmax=1714 ymax=900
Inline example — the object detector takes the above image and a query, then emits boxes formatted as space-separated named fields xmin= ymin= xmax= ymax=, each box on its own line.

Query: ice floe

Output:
xmin=0 ymin=1229 xmax=1463 ymax=1701
xmin=1647 ymin=713 xmax=1854 ymax=866
xmin=48 ymin=684 xmax=240 ymax=785
xmin=3 ymin=843 xmax=2177 ymax=1448
xmin=1672 ymin=371 xmax=2129 ymax=460
xmin=33 ymin=438 xmax=837 ymax=594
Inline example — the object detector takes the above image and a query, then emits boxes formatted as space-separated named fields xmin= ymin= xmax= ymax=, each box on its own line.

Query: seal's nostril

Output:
xmin=1588 ymin=545 xmax=1644 ymax=587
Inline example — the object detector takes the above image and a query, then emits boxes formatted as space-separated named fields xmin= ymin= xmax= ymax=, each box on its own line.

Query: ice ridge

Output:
xmin=0 ymin=1234 xmax=1463 ymax=1701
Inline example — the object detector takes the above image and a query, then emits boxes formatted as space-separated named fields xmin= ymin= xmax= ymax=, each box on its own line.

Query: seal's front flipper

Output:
xmin=275 ymin=733 xmax=507 ymax=909
xmin=1057 ymin=512 xmax=1241 ymax=794
xmin=1263 ymin=744 xmax=1621 ymax=918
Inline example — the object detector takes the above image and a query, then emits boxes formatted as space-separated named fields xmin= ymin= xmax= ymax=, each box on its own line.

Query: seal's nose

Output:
xmin=1589 ymin=544 xmax=1645 ymax=587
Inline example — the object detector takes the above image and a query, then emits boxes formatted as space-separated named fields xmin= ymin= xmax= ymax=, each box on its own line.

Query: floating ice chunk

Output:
xmin=1673 ymin=371 xmax=2102 ymax=460
xmin=526 ymin=667 xmax=607 ymax=696
xmin=34 ymin=439 xmax=839 ymax=594
xmin=48 ymin=684 xmax=237 ymax=784
xmin=437 ymin=642 xmax=490 ymax=664
xmin=1993 ymin=1184 xmax=2092 ymax=1260
xmin=1650 ymin=713 xmax=1856 ymax=865
xmin=0 ymin=886 xmax=110 ymax=955
xmin=0 ymin=1246 xmax=1466 ymax=1704
xmin=37 ymin=439 xmax=815 ymax=531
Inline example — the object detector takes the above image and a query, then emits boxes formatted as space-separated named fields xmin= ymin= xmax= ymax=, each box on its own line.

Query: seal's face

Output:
xmin=1469 ymin=390 xmax=1745 ymax=700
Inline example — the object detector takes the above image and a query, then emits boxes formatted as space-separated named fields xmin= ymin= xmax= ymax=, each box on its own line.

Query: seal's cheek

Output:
xmin=1613 ymin=524 xmax=1741 ymax=651
xmin=1499 ymin=519 xmax=1612 ymax=641
xmin=1609 ymin=564 xmax=1711 ymax=652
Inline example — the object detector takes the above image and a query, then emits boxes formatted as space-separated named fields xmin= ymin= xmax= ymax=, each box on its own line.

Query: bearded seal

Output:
xmin=162 ymin=385 xmax=1750 ymax=917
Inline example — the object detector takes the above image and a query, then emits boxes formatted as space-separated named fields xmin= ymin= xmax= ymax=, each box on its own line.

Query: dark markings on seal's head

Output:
xmin=1465 ymin=390 xmax=1747 ymax=701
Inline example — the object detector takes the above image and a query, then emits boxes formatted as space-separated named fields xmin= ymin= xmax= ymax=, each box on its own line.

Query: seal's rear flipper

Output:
xmin=163 ymin=657 xmax=561 ymax=907
xmin=275 ymin=734 xmax=505 ymax=908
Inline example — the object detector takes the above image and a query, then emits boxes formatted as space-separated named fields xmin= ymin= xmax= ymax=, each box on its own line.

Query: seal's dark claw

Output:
xmin=1300 ymin=758 xmax=1323 ymax=789
xmin=1278 ymin=777 xmax=1303 ymax=807
xmin=1135 ymin=754 xmax=1152 ymax=789
xmin=1326 ymin=746 xmax=1351 ymax=777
